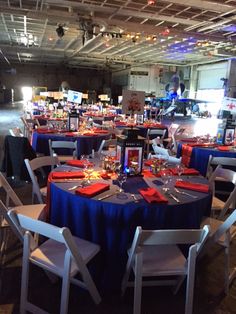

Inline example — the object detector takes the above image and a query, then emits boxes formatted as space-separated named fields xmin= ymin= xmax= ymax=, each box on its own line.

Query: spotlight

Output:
xmin=56 ymin=25 xmax=65 ymax=38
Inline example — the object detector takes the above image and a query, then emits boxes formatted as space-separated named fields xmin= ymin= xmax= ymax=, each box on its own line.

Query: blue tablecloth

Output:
xmin=177 ymin=143 xmax=236 ymax=176
xmin=49 ymin=172 xmax=211 ymax=292
xmin=31 ymin=132 xmax=110 ymax=157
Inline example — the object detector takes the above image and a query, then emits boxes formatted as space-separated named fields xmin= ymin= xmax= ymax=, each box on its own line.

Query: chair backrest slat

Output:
xmin=0 ymin=172 xmax=23 ymax=206
xmin=214 ymin=209 xmax=236 ymax=241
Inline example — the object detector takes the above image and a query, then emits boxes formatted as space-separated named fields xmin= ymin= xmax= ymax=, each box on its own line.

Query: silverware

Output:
xmin=174 ymin=188 xmax=197 ymax=199
xmin=68 ymin=185 xmax=83 ymax=190
xmin=131 ymin=194 xmax=139 ymax=203
xmin=167 ymin=192 xmax=180 ymax=203
xmin=98 ymin=192 xmax=117 ymax=201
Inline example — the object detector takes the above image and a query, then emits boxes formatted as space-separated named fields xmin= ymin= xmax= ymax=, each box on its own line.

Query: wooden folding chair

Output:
xmin=8 ymin=211 xmax=101 ymax=314
xmin=122 ymin=225 xmax=210 ymax=314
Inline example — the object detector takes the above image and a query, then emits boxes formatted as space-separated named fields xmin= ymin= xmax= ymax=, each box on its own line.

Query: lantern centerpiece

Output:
xmin=116 ymin=128 xmax=145 ymax=176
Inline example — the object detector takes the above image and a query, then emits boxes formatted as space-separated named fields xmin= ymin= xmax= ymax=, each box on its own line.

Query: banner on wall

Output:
xmin=122 ymin=90 xmax=145 ymax=115
xmin=221 ymin=97 xmax=236 ymax=113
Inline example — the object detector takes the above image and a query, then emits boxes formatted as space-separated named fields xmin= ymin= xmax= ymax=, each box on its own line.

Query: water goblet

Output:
xmin=176 ymin=163 xmax=184 ymax=180
xmin=117 ymin=172 xmax=127 ymax=193
xmin=161 ymin=169 xmax=171 ymax=192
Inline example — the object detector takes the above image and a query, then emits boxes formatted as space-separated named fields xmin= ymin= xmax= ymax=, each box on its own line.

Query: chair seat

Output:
xmin=57 ymin=155 xmax=75 ymax=162
xmin=31 ymin=236 xmax=100 ymax=277
xmin=11 ymin=204 xmax=46 ymax=221
xmin=212 ymin=196 xmax=226 ymax=211
xmin=201 ymin=216 xmax=236 ymax=244
xmin=129 ymin=245 xmax=187 ymax=277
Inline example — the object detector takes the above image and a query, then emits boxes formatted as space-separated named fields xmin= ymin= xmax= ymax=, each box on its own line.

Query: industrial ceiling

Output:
xmin=0 ymin=0 xmax=236 ymax=70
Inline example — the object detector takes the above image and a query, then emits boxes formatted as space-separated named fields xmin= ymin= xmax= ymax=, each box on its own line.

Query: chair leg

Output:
xmin=185 ymin=247 xmax=197 ymax=314
xmin=224 ymin=246 xmax=230 ymax=294
xmin=60 ymin=252 xmax=71 ymax=314
xmin=20 ymin=235 xmax=30 ymax=314
xmin=134 ymin=253 xmax=143 ymax=314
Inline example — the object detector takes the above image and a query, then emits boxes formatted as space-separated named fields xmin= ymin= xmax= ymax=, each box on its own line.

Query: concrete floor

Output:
xmin=0 ymin=102 xmax=236 ymax=313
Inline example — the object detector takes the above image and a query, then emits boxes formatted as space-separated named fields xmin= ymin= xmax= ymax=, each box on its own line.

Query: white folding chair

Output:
xmin=206 ymin=155 xmax=236 ymax=179
xmin=8 ymin=211 xmax=101 ymax=314
xmin=92 ymin=138 xmax=117 ymax=158
xmin=149 ymin=141 xmax=182 ymax=164
xmin=145 ymin=128 xmax=166 ymax=157
xmin=9 ymin=127 xmax=24 ymax=137
xmin=24 ymin=156 xmax=60 ymax=204
xmin=208 ymin=165 xmax=236 ymax=218
xmin=122 ymin=225 xmax=210 ymax=314
xmin=201 ymin=209 xmax=236 ymax=293
xmin=163 ymin=123 xmax=180 ymax=148
xmin=0 ymin=172 xmax=46 ymax=264
xmin=48 ymin=139 xmax=78 ymax=162
xmin=21 ymin=116 xmax=40 ymax=139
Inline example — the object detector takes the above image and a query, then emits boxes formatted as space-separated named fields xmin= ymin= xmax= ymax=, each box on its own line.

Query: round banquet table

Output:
xmin=31 ymin=131 xmax=110 ymax=158
xmin=177 ymin=143 xmax=236 ymax=176
xmin=49 ymin=165 xmax=212 ymax=292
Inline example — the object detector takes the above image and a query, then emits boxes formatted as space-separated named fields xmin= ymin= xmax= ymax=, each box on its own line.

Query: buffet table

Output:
xmin=31 ymin=130 xmax=110 ymax=157
xmin=48 ymin=164 xmax=212 ymax=291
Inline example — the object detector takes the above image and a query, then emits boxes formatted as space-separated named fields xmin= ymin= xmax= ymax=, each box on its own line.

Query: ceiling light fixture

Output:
xmin=147 ymin=0 xmax=155 ymax=5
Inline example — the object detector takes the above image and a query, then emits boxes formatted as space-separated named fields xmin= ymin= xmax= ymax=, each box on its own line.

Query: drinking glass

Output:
xmin=161 ymin=170 xmax=171 ymax=192
xmin=117 ymin=172 xmax=127 ymax=193
xmin=176 ymin=163 xmax=184 ymax=180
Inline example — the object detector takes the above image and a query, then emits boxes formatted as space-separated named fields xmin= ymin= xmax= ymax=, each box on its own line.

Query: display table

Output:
xmin=48 ymin=165 xmax=212 ymax=291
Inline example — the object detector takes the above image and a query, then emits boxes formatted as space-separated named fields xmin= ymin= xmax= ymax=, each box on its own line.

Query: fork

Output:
xmin=174 ymin=188 xmax=197 ymax=199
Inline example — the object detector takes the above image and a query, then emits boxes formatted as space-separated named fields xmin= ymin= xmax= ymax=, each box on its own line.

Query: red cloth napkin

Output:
xmin=75 ymin=183 xmax=110 ymax=197
xmin=64 ymin=132 xmax=78 ymax=137
xmin=138 ymin=187 xmax=168 ymax=203
xmin=36 ymin=129 xmax=56 ymax=134
xmin=217 ymin=146 xmax=231 ymax=151
xmin=93 ymin=130 xmax=109 ymax=134
xmin=66 ymin=160 xmax=93 ymax=168
xmin=169 ymin=168 xmax=200 ymax=176
xmin=175 ymin=180 xmax=209 ymax=193
xmin=100 ymin=173 xmax=111 ymax=179
xmin=115 ymin=121 xmax=126 ymax=126
xmin=82 ymin=132 xmax=98 ymax=136
xmin=51 ymin=171 xmax=85 ymax=179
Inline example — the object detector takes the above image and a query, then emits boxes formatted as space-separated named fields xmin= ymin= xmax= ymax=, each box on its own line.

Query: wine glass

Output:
xmin=117 ymin=172 xmax=127 ymax=193
xmin=176 ymin=163 xmax=184 ymax=180
xmin=161 ymin=169 xmax=171 ymax=192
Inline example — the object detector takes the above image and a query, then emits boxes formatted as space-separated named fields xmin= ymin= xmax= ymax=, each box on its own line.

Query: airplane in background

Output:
xmin=148 ymin=74 xmax=214 ymax=117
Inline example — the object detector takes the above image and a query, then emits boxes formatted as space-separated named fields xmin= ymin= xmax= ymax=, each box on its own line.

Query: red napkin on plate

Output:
xmin=175 ymin=180 xmax=209 ymax=193
xmin=75 ymin=183 xmax=110 ymax=197
xmin=138 ymin=187 xmax=168 ymax=203
xmin=51 ymin=171 xmax=85 ymax=179
xmin=169 ymin=168 xmax=200 ymax=176
xmin=66 ymin=160 xmax=93 ymax=168
xmin=217 ymin=146 xmax=231 ymax=151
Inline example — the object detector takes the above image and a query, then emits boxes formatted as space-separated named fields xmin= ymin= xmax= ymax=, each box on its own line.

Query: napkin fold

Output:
xmin=169 ymin=168 xmax=200 ymax=176
xmin=66 ymin=160 xmax=93 ymax=168
xmin=75 ymin=182 xmax=110 ymax=197
xmin=175 ymin=180 xmax=209 ymax=193
xmin=138 ymin=187 xmax=168 ymax=203
xmin=51 ymin=171 xmax=85 ymax=179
